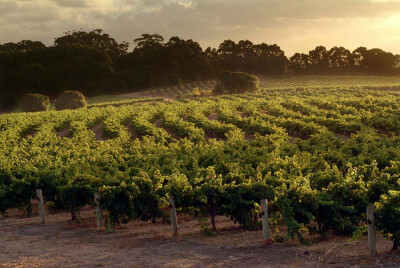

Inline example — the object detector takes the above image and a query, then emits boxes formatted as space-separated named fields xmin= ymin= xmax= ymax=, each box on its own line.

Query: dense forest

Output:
xmin=1 ymin=29 xmax=400 ymax=110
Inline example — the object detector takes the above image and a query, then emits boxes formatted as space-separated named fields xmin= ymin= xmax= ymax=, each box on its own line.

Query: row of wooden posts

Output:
xmin=35 ymin=190 xmax=378 ymax=254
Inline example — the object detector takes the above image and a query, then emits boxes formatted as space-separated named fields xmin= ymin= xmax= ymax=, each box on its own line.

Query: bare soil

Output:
xmin=335 ymin=133 xmax=351 ymax=142
xmin=207 ymin=113 xmax=219 ymax=121
xmin=204 ymin=130 xmax=226 ymax=140
xmin=245 ymin=133 xmax=255 ymax=141
xmin=154 ymin=118 xmax=183 ymax=141
xmin=91 ymin=124 xmax=106 ymax=141
xmin=125 ymin=122 xmax=140 ymax=140
xmin=58 ymin=125 xmax=71 ymax=138
xmin=0 ymin=208 xmax=399 ymax=268
xmin=237 ymin=111 xmax=246 ymax=118
xmin=21 ymin=127 xmax=37 ymax=139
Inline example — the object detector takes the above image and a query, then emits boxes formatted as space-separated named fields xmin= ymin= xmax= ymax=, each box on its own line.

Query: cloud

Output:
xmin=52 ymin=0 xmax=89 ymax=8
xmin=1 ymin=0 xmax=400 ymax=56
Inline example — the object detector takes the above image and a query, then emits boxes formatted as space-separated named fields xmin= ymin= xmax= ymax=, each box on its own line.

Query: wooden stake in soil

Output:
xmin=367 ymin=206 xmax=377 ymax=255
xmin=261 ymin=199 xmax=271 ymax=241
xmin=169 ymin=195 xmax=178 ymax=240
xmin=36 ymin=189 xmax=46 ymax=224
xmin=94 ymin=194 xmax=102 ymax=228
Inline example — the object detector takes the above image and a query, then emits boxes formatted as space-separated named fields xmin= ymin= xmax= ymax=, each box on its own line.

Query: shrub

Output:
xmin=213 ymin=71 xmax=259 ymax=95
xmin=0 ymin=188 xmax=9 ymax=215
xmin=55 ymin=91 xmax=87 ymax=110
xmin=223 ymin=182 xmax=275 ymax=230
xmin=375 ymin=190 xmax=400 ymax=251
xmin=46 ymin=201 xmax=57 ymax=214
xmin=99 ymin=182 xmax=139 ymax=228
xmin=8 ymin=177 xmax=38 ymax=216
xmin=19 ymin=94 xmax=50 ymax=112
xmin=59 ymin=184 xmax=94 ymax=221
xmin=132 ymin=175 xmax=164 ymax=222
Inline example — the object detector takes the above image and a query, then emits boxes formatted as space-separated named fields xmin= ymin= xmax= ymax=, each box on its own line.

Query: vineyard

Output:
xmin=1 ymin=76 xmax=400 ymax=260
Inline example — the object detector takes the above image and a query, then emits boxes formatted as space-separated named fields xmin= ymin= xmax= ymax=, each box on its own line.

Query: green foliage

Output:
xmin=213 ymin=71 xmax=259 ymax=95
xmin=55 ymin=91 xmax=87 ymax=110
xmin=199 ymin=217 xmax=217 ymax=236
xmin=223 ymin=182 xmax=274 ymax=229
xmin=163 ymin=171 xmax=192 ymax=208
xmin=2 ymin=83 xmax=400 ymax=244
xmin=375 ymin=191 xmax=400 ymax=251
xmin=193 ymin=167 xmax=224 ymax=231
xmin=132 ymin=173 xmax=164 ymax=222
xmin=46 ymin=201 xmax=57 ymax=214
xmin=191 ymin=88 xmax=201 ymax=98
xmin=59 ymin=184 xmax=94 ymax=221
xmin=19 ymin=94 xmax=50 ymax=112
xmin=274 ymin=180 xmax=318 ymax=244
xmin=3 ymin=30 xmax=400 ymax=111
xmin=349 ymin=224 xmax=367 ymax=242
xmin=0 ymin=188 xmax=9 ymax=215
xmin=99 ymin=182 xmax=139 ymax=227
xmin=8 ymin=177 xmax=38 ymax=216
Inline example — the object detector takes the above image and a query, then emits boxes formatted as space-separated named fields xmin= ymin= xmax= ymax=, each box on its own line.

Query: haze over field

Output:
xmin=2 ymin=0 xmax=400 ymax=55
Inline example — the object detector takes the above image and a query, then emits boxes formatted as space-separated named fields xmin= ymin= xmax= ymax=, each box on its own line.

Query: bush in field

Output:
xmin=55 ymin=91 xmax=87 ymax=110
xmin=132 ymin=174 xmax=165 ymax=222
xmin=99 ymin=182 xmax=139 ymax=228
xmin=19 ymin=94 xmax=50 ymax=112
xmin=8 ymin=177 xmax=38 ymax=216
xmin=192 ymin=167 xmax=225 ymax=232
xmin=375 ymin=190 xmax=400 ymax=251
xmin=0 ymin=188 xmax=9 ymax=215
xmin=223 ymin=182 xmax=275 ymax=230
xmin=59 ymin=184 xmax=94 ymax=221
xmin=213 ymin=71 xmax=259 ymax=95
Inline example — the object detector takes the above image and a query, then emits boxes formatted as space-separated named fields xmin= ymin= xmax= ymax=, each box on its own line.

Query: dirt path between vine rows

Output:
xmin=0 ymin=209 xmax=399 ymax=267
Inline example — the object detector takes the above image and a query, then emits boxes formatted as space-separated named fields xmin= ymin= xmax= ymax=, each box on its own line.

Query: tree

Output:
xmin=55 ymin=29 xmax=129 ymax=58
xmin=328 ymin=46 xmax=353 ymax=73
xmin=193 ymin=167 xmax=224 ymax=231
xmin=352 ymin=47 xmax=398 ymax=75
xmin=254 ymin=43 xmax=287 ymax=74
xmin=133 ymin=33 xmax=164 ymax=50
xmin=217 ymin=40 xmax=240 ymax=71
xmin=288 ymin=53 xmax=310 ymax=74
xmin=213 ymin=71 xmax=259 ymax=95
xmin=308 ymin=46 xmax=330 ymax=74
xmin=0 ymin=40 xmax=46 ymax=53
xmin=165 ymin=37 xmax=211 ymax=82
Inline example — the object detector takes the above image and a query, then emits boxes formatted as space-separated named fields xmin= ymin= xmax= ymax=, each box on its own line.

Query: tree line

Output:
xmin=1 ymin=29 xmax=400 ymax=110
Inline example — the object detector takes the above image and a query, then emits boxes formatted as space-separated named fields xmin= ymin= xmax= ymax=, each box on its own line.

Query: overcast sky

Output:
xmin=1 ymin=0 xmax=400 ymax=56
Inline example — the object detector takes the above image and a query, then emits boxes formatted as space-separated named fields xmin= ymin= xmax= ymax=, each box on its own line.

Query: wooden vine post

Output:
xmin=36 ymin=189 xmax=46 ymax=224
xmin=261 ymin=199 xmax=271 ymax=243
xmin=367 ymin=206 xmax=377 ymax=255
xmin=169 ymin=195 xmax=178 ymax=240
xmin=94 ymin=194 xmax=102 ymax=228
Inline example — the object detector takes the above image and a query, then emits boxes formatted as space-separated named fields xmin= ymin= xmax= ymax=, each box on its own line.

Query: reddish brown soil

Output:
xmin=125 ymin=122 xmax=140 ymax=140
xmin=245 ymin=133 xmax=255 ymax=141
xmin=91 ymin=123 xmax=106 ymax=140
xmin=1 ymin=209 xmax=399 ymax=267
xmin=58 ymin=125 xmax=71 ymax=138
xmin=154 ymin=119 xmax=183 ymax=140
xmin=204 ymin=130 xmax=226 ymax=140
xmin=22 ymin=128 xmax=37 ymax=139
xmin=237 ymin=112 xmax=246 ymax=118
xmin=335 ymin=133 xmax=351 ymax=142
xmin=207 ymin=113 xmax=219 ymax=121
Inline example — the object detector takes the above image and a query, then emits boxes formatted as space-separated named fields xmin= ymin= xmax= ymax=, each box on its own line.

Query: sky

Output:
xmin=1 ymin=0 xmax=400 ymax=56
